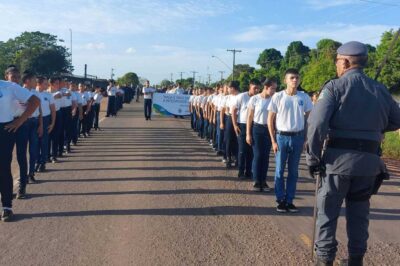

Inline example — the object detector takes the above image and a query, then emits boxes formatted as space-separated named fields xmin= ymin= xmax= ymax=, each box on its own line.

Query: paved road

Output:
xmin=1 ymin=101 xmax=399 ymax=266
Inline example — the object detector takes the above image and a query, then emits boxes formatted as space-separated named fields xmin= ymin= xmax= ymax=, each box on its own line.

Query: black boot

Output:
xmin=348 ymin=256 xmax=363 ymax=266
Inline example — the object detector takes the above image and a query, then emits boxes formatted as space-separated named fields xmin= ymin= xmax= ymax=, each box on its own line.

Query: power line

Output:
xmin=227 ymin=49 xmax=242 ymax=81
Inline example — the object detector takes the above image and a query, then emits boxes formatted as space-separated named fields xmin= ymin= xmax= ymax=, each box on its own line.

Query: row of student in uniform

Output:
xmin=189 ymin=69 xmax=315 ymax=213
xmin=0 ymin=65 xmax=125 ymax=222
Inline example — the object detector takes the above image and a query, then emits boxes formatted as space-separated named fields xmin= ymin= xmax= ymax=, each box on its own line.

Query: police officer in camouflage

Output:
xmin=307 ymin=41 xmax=400 ymax=266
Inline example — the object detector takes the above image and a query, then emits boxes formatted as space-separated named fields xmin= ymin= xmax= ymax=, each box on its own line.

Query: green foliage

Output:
xmin=256 ymin=48 xmax=283 ymax=69
xmin=382 ymin=131 xmax=400 ymax=159
xmin=0 ymin=31 xmax=72 ymax=76
xmin=281 ymin=41 xmax=310 ymax=71
xmin=117 ymin=72 xmax=139 ymax=87
xmin=160 ymin=79 xmax=173 ymax=88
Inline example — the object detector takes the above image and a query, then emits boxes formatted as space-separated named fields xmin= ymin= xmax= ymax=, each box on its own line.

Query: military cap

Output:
xmin=337 ymin=41 xmax=368 ymax=56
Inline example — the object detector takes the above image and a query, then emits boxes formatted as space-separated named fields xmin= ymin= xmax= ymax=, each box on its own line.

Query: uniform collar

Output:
xmin=342 ymin=67 xmax=364 ymax=78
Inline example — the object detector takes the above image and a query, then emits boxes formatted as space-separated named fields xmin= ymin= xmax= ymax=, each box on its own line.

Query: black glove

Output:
xmin=308 ymin=164 xmax=326 ymax=179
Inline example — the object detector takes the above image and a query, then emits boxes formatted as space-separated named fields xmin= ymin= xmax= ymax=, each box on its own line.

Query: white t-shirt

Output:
xmin=234 ymin=92 xmax=251 ymax=124
xmin=0 ymin=81 xmax=33 ymax=123
xmin=225 ymin=94 xmax=237 ymax=115
xmin=268 ymin=90 xmax=313 ymax=132
xmin=201 ymin=95 xmax=208 ymax=109
xmin=72 ymin=91 xmax=83 ymax=105
xmin=52 ymin=92 xmax=62 ymax=111
xmin=39 ymin=91 xmax=55 ymax=117
xmin=217 ymin=95 xmax=227 ymax=112
xmin=247 ymin=94 xmax=272 ymax=125
xmin=189 ymin=95 xmax=194 ymax=104
xmin=60 ymin=87 xmax=72 ymax=107
xmin=107 ymin=86 xmax=117 ymax=96
xmin=29 ymin=89 xmax=41 ymax=118
xmin=142 ymin=87 xmax=156 ymax=99
xmin=94 ymin=92 xmax=103 ymax=104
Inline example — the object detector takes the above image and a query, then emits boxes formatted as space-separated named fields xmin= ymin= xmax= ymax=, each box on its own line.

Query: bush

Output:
xmin=382 ymin=131 xmax=400 ymax=160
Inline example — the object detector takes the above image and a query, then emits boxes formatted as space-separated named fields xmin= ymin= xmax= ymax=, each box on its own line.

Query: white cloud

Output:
xmin=125 ymin=47 xmax=136 ymax=54
xmin=233 ymin=23 xmax=395 ymax=46
xmin=85 ymin=42 xmax=106 ymax=50
xmin=305 ymin=0 xmax=359 ymax=10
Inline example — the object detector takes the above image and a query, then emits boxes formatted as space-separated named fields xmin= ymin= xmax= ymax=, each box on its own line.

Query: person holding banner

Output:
xmin=142 ymin=80 xmax=156 ymax=121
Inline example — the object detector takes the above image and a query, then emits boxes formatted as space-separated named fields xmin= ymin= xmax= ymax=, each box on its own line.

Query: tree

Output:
xmin=160 ymin=79 xmax=172 ymax=88
xmin=300 ymin=39 xmax=341 ymax=92
xmin=226 ymin=64 xmax=255 ymax=82
xmin=238 ymin=71 xmax=251 ymax=92
xmin=117 ymin=72 xmax=139 ymax=87
xmin=281 ymin=41 xmax=310 ymax=71
xmin=257 ymin=48 xmax=283 ymax=69
xmin=0 ymin=31 xmax=72 ymax=76
xmin=366 ymin=30 xmax=400 ymax=92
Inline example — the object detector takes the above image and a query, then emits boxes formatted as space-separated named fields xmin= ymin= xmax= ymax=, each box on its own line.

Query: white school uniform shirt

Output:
xmin=189 ymin=95 xmax=194 ymax=104
xmin=107 ymin=86 xmax=117 ymax=96
xmin=175 ymin=87 xmax=185 ymax=94
xmin=225 ymin=94 xmax=237 ymax=115
xmin=267 ymin=90 xmax=313 ymax=132
xmin=142 ymin=87 xmax=156 ymax=99
xmin=217 ymin=95 xmax=227 ymax=112
xmin=247 ymin=94 xmax=272 ymax=125
xmin=200 ymin=95 xmax=208 ymax=109
xmin=52 ymin=91 xmax=62 ymax=111
xmin=28 ymin=89 xmax=41 ymax=118
xmin=212 ymin=94 xmax=221 ymax=107
xmin=233 ymin=92 xmax=251 ymax=124
xmin=39 ymin=91 xmax=55 ymax=117
xmin=82 ymin=91 xmax=92 ymax=106
xmin=94 ymin=92 xmax=103 ymax=104
xmin=207 ymin=94 xmax=215 ymax=104
xmin=59 ymin=87 xmax=72 ymax=107
xmin=0 ymin=81 xmax=33 ymax=123
xmin=72 ymin=91 xmax=83 ymax=105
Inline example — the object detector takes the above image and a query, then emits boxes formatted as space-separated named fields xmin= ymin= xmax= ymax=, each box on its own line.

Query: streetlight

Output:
xmin=211 ymin=55 xmax=232 ymax=71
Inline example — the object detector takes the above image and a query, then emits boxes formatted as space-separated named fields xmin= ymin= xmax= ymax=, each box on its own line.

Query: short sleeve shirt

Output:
xmin=39 ymin=91 xmax=55 ymax=117
xmin=234 ymin=92 xmax=251 ymax=124
xmin=268 ymin=90 xmax=313 ymax=132
xmin=142 ymin=87 xmax=156 ymax=99
xmin=247 ymin=94 xmax=272 ymax=125
xmin=0 ymin=81 xmax=33 ymax=123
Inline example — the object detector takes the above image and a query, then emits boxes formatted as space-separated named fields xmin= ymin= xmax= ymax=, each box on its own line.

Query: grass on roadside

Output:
xmin=383 ymin=131 xmax=400 ymax=160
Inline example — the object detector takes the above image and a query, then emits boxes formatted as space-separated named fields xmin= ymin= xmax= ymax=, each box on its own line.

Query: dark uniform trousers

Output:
xmin=224 ymin=115 xmax=237 ymax=163
xmin=107 ymin=96 xmax=116 ymax=116
xmin=0 ymin=122 xmax=16 ymax=208
xmin=237 ymin=123 xmax=253 ymax=175
xmin=15 ymin=120 xmax=29 ymax=189
xmin=316 ymin=174 xmax=376 ymax=262
xmin=61 ymin=106 xmax=72 ymax=151
xmin=79 ymin=106 xmax=88 ymax=135
xmin=49 ymin=110 xmax=62 ymax=159
xmin=38 ymin=115 xmax=50 ymax=166
xmin=71 ymin=113 xmax=79 ymax=144
xmin=144 ymin=99 xmax=152 ymax=119
xmin=93 ymin=103 xmax=100 ymax=129
xmin=251 ymin=124 xmax=271 ymax=184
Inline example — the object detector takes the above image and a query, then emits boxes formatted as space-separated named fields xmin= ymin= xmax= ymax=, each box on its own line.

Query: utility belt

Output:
xmin=327 ymin=137 xmax=380 ymax=154
xmin=276 ymin=130 xmax=303 ymax=136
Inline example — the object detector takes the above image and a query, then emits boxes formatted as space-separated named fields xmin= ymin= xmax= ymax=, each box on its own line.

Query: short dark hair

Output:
xmin=228 ymin=80 xmax=240 ymax=90
xmin=249 ymin=78 xmax=261 ymax=86
xmin=263 ymin=77 xmax=278 ymax=87
xmin=5 ymin=65 xmax=19 ymax=75
xmin=49 ymin=76 xmax=61 ymax=84
xmin=284 ymin=68 xmax=299 ymax=76
xmin=36 ymin=76 xmax=47 ymax=84
xmin=21 ymin=70 xmax=36 ymax=83
xmin=348 ymin=55 xmax=368 ymax=68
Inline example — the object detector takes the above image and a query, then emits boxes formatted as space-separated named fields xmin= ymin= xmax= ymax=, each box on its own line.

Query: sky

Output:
xmin=0 ymin=0 xmax=399 ymax=84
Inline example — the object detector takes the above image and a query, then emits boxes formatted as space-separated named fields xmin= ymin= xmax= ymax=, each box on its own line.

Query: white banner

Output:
xmin=152 ymin=93 xmax=191 ymax=116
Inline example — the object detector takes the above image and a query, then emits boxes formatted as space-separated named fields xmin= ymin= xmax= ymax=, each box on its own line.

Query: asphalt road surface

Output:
xmin=1 ymin=101 xmax=399 ymax=266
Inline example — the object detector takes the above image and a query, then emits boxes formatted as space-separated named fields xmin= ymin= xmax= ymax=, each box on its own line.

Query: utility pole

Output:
xmin=227 ymin=49 xmax=242 ymax=81
xmin=111 ymin=68 xmax=115 ymax=80
xmin=178 ymin=72 xmax=185 ymax=83
xmin=219 ymin=71 xmax=225 ymax=81
xmin=191 ymin=71 xmax=198 ymax=87
xmin=170 ymin=73 xmax=173 ymax=83
xmin=69 ymin=29 xmax=72 ymax=67
xmin=207 ymin=74 xmax=211 ymax=85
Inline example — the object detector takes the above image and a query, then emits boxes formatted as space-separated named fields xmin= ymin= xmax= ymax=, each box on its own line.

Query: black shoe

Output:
xmin=225 ymin=161 xmax=232 ymax=169
xmin=39 ymin=164 xmax=46 ymax=172
xmin=29 ymin=174 xmax=37 ymax=184
xmin=245 ymin=172 xmax=252 ymax=179
xmin=16 ymin=188 xmax=26 ymax=199
xmin=216 ymin=151 xmax=224 ymax=156
xmin=1 ymin=209 xmax=14 ymax=222
xmin=286 ymin=203 xmax=299 ymax=213
xmin=238 ymin=172 xmax=246 ymax=180
xmin=276 ymin=201 xmax=288 ymax=213
xmin=253 ymin=182 xmax=261 ymax=191
xmin=51 ymin=158 xmax=58 ymax=164
xmin=347 ymin=256 xmax=363 ymax=266
xmin=262 ymin=182 xmax=271 ymax=192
